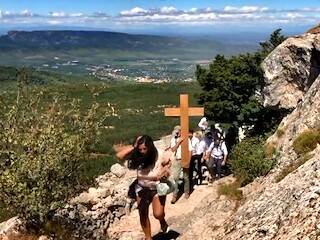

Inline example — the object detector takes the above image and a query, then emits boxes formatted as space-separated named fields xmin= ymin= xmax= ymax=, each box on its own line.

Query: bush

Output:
xmin=0 ymin=78 xmax=108 ymax=228
xmin=230 ymin=137 xmax=276 ymax=186
xmin=217 ymin=181 xmax=243 ymax=201
xmin=293 ymin=130 xmax=320 ymax=155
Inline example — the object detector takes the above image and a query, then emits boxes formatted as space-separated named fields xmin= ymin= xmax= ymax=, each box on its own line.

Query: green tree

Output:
xmin=196 ymin=29 xmax=286 ymax=142
xmin=260 ymin=28 xmax=287 ymax=57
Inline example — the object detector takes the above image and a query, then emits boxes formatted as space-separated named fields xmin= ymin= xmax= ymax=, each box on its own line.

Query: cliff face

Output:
xmin=261 ymin=33 xmax=320 ymax=109
xmin=183 ymin=31 xmax=320 ymax=240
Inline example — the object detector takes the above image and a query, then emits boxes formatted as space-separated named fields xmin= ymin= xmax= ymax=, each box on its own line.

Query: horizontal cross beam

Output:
xmin=164 ymin=107 xmax=204 ymax=117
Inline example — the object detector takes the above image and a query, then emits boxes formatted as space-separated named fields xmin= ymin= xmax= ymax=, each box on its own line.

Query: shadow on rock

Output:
xmin=152 ymin=229 xmax=180 ymax=240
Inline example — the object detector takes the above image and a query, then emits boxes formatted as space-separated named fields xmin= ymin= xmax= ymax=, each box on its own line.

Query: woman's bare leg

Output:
xmin=152 ymin=195 xmax=168 ymax=231
xmin=137 ymin=196 xmax=152 ymax=240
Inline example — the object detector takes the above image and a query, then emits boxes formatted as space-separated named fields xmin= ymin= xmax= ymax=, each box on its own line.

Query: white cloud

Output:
xmin=48 ymin=20 xmax=61 ymax=25
xmin=49 ymin=12 xmax=67 ymax=17
xmin=70 ymin=13 xmax=84 ymax=17
xmin=189 ymin=8 xmax=198 ymax=13
xmin=286 ymin=13 xmax=304 ymax=19
xmin=160 ymin=6 xmax=177 ymax=14
xmin=120 ymin=7 xmax=148 ymax=16
xmin=224 ymin=6 xmax=268 ymax=13
xmin=0 ymin=5 xmax=318 ymax=28
xmin=20 ymin=9 xmax=33 ymax=17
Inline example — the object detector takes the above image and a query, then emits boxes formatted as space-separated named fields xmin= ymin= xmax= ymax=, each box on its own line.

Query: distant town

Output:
xmin=38 ymin=56 xmax=202 ymax=83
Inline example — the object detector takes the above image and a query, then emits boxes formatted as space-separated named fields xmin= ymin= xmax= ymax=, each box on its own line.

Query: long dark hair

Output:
xmin=128 ymin=135 xmax=158 ymax=170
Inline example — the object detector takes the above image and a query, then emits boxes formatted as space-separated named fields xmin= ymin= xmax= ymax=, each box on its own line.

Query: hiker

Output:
xmin=170 ymin=125 xmax=192 ymax=204
xmin=116 ymin=135 xmax=170 ymax=240
xmin=190 ymin=131 xmax=206 ymax=185
xmin=198 ymin=117 xmax=209 ymax=132
xmin=205 ymin=133 xmax=228 ymax=182
xmin=210 ymin=123 xmax=226 ymax=139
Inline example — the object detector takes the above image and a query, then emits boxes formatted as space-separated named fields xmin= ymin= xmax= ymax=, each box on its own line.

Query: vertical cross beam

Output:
xmin=180 ymin=94 xmax=190 ymax=168
xmin=164 ymin=94 xmax=204 ymax=168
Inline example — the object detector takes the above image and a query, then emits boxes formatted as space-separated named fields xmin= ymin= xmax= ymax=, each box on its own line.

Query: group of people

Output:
xmin=115 ymin=119 xmax=228 ymax=240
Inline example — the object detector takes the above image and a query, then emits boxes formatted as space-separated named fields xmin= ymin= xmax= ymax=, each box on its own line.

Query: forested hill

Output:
xmin=0 ymin=30 xmax=187 ymax=51
xmin=0 ymin=30 xmax=257 ymax=55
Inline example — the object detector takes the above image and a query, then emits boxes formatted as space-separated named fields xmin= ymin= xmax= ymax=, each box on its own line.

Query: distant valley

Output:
xmin=0 ymin=30 xmax=259 ymax=81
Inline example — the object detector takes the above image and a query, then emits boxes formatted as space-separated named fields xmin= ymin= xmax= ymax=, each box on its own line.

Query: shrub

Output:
xmin=230 ymin=137 xmax=276 ymax=186
xmin=293 ymin=130 xmax=320 ymax=155
xmin=217 ymin=181 xmax=243 ymax=201
xmin=0 ymin=77 xmax=108 ymax=229
xmin=276 ymin=128 xmax=285 ymax=138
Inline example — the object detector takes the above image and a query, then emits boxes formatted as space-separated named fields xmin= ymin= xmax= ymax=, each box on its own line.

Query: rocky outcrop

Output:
xmin=307 ymin=24 xmax=320 ymax=34
xmin=55 ymin=167 xmax=135 ymax=240
xmin=267 ymin=74 xmax=320 ymax=169
xmin=0 ymin=217 xmax=21 ymax=237
xmin=262 ymin=33 xmax=320 ymax=109
xmin=217 ymin=146 xmax=320 ymax=240
xmin=0 ymin=162 xmax=134 ymax=240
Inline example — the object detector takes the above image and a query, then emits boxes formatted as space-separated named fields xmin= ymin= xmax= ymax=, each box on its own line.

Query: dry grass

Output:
xmin=307 ymin=24 xmax=320 ymax=34
xmin=1 ymin=233 xmax=39 ymax=240
xmin=264 ymin=141 xmax=277 ymax=159
xmin=293 ymin=130 xmax=320 ymax=155
xmin=218 ymin=181 xmax=243 ymax=201
xmin=276 ymin=128 xmax=285 ymax=138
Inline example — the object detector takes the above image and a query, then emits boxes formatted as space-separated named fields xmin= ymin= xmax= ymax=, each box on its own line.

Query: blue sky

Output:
xmin=0 ymin=0 xmax=319 ymax=34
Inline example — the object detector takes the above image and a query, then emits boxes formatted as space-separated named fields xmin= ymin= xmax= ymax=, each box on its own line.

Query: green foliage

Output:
xmin=0 ymin=74 xmax=106 ymax=226
xmin=0 ymin=66 xmax=18 ymax=82
xmin=196 ymin=29 xmax=286 ymax=138
xmin=217 ymin=181 xmax=243 ymax=201
xmin=260 ymin=29 xmax=287 ymax=57
xmin=1 ymin=74 xmax=201 ymax=182
xmin=230 ymin=137 xmax=277 ymax=186
xmin=293 ymin=130 xmax=320 ymax=155
xmin=196 ymin=52 xmax=264 ymax=128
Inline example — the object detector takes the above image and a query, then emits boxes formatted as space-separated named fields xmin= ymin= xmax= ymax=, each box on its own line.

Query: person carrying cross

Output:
xmin=170 ymin=125 xmax=192 ymax=204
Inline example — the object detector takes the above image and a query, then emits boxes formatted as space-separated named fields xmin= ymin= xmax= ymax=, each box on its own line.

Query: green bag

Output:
xmin=156 ymin=178 xmax=175 ymax=196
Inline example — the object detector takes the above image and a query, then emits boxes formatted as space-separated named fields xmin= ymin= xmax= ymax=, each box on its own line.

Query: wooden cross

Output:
xmin=164 ymin=94 xmax=204 ymax=168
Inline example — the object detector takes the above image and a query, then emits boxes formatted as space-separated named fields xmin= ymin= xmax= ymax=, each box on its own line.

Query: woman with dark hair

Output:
xmin=116 ymin=135 xmax=170 ymax=240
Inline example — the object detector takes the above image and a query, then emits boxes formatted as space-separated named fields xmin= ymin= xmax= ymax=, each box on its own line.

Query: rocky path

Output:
xmin=108 ymin=177 xmax=236 ymax=240
xmin=107 ymin=136 xmax=236 ymax=240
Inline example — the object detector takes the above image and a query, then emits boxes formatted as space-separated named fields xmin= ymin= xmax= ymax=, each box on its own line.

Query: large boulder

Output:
xmin=110 ymin=163 xmax=126 ymax=178
xmin=262 ymin=33 xmax=320 ymax=109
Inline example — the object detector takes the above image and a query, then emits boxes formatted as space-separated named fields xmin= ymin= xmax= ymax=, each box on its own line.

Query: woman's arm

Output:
xmin=116 ymin=145 xmax=134 ymax=160
xmin=137 ymin=171 xmax=160 ymax=181
xmin=170 ymin=137 xmax=183 ymax=152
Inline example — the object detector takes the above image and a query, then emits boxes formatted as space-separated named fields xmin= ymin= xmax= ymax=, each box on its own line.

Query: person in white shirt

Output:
xmin=205 ymin=133 xmax=228 ymax=181
xmin=170 ymin=125 xmax=192 ymax=203
xmin=190 ymin=131 xmax=207 ymax=185
xmin=198 ymin=117 xmax=208 ymax=132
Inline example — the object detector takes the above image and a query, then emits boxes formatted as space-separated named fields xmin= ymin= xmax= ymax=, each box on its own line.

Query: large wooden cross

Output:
xmin=165 ymin=94 xmax=204 ymax=168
